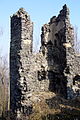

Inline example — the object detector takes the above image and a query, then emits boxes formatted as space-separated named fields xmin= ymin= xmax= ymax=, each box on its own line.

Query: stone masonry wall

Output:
xmin=41 ymin=5 xmax=80 ymax=99
xmin=10 ymin=8 xmax=33 ymax=114
xmin=10 ymin=4 xmax=80 ymax=117
xmin=41 ymin=5 xmax=69 ymax=97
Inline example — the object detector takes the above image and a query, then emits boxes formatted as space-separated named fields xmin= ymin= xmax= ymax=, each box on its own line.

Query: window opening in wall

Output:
xmin=38 ymin=70 xmax=46 ymax=81
xmin=73 ymin=75 xmax=80 ymax=85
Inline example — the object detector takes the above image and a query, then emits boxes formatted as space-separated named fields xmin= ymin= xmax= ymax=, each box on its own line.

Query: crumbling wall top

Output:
xmin=12 ymin=7 xmax=30 ymax=20
xmin=50 ymin=4 xmax=69 ymax=24
xmin=59 ymin=4 xmax=69 ymax=18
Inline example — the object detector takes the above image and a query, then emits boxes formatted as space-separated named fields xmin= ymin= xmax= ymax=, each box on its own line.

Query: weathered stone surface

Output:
xmin=10 ymin=4 xmax=80 ymax=118
xmin=10 ymin=8 xmax=33 ymax=117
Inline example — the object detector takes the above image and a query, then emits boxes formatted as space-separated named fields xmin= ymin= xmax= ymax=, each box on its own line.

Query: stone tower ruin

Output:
xmin=10 ymin=4 xmax=80 ymax=116
xmin=10 ymin=8 xmax=33 ymax=113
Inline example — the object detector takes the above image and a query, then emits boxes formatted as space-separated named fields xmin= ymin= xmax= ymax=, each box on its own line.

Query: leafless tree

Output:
xmin=0 ymin=28 xmax=9 ymax=116
xmin=74 ymin=25 xmax=80 ymax=53
xmin=0 ymin=55 xmax=9 ymax=116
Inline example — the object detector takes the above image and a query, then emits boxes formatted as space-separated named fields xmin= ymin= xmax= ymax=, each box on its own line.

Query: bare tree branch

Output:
xmin=0 ymin=27 xmax=3 ymax=36
xmin=74 ymin=25 xmax=80 ymax=53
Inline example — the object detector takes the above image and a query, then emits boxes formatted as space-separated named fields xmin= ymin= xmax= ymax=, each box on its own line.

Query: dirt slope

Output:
xmin=28 ymin=92 xmax=80 ymax=120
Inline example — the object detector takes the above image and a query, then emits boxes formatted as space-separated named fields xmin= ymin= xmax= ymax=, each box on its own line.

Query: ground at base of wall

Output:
xmin=2 ymin=91 xmax=80 ymax=120
xmin=28 ymin=92 xmax=80 ymax=120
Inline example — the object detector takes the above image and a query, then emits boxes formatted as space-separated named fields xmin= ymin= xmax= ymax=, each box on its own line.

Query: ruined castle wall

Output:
xmin=40 ymin=5 xmax=80 ymax=99
xmin=41 ymin=5 xmax=70 ymax=97
xmin=25 ymin=53 xmax=49 ymax=92
xmin=10 ymin=15 xmax=22 ymax=112
xmin=10 ymin=5 xmax=80 ymax=117
xmin=67 ymin=53 xmax=80 ymax=99
xmin=62 ymin=9 xmax=80 ymax=99
xmin=10 ymin=8 xmax=33 ymax=113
